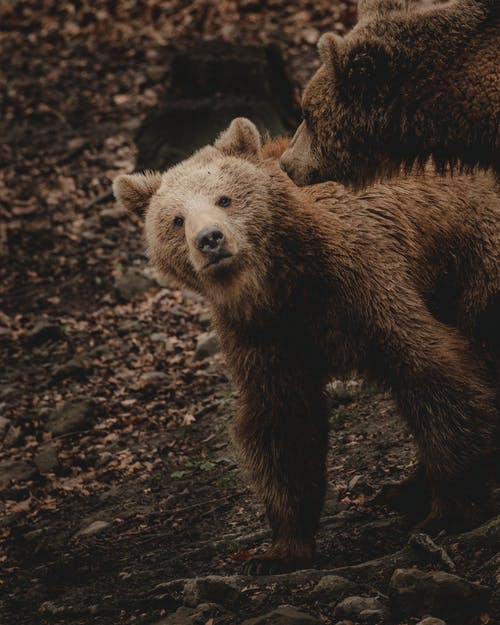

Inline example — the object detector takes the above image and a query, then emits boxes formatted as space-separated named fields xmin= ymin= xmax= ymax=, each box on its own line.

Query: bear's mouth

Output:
xmin=202 ymin=252 xmax=234 ymax=271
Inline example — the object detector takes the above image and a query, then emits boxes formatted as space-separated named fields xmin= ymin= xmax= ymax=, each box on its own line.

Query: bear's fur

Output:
xmin=114 ymin=118 xmax=499 ymax=574
xmin=280 ymin=0 xmax=500 ymax=188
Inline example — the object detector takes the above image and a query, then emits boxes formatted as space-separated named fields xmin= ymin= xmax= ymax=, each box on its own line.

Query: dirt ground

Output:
xmin=0 ymin=2 xmax=498 ymax=625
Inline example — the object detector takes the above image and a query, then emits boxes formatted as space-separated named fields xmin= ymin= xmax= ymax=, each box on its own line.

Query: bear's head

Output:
xmin=113 ymin=118 xmax=276 ymax=314
xmin=280 ymin=29 xmax=401 ymax=189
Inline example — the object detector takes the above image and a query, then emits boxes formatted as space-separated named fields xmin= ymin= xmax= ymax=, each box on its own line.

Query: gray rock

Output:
xmin=47 ymin=397 xmax=96 ymax=436
xmin=3 ymin=424 xmax=22 ymax=447
xmin=194 ymin=332 xmax=220 ymax=361
xmin=27 ymin=321 xmax=65 ymax=346
xmin=388 ymin=568 xmax=490 ymax=623
xmin=99 ymin=207 xmax=127 ymax=227
xmin=0 ymin=460 xmax=37 ymax=489
xmin=310 ymin=575 xmax=360 ymax=601
xmin=416 ymin=618 xmax=447 ymax=625
xmin=34 ymin=444 xmax=59 ymax=474
xmin=115 ymin=267 xmax=157 ymax=300
xmin=334 ymin=596 xmax=386 ymax=622
xmin=51 ymin=358 xmax=86 ymax=381
xmin=242 ymin=606 xmax=321 ymax=625
xmin=183 ymin=576 xmax=240 ymax=608
xmin=78 ymin=520 xmax=111 ymax=537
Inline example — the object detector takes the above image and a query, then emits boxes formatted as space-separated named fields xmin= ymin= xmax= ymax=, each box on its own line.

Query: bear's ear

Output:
xmin=113 ymin=171 xmax=162 ymax=217
xmin=214 ymin=117 xmax=262 ymax=163
xmin=317 ymin=32 xmax=343 ymax=70
xmin=342 ymin=39 xmax=393 ymax=102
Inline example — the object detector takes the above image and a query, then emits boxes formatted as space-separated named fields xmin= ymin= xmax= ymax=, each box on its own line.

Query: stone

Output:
xmin=242 ymin=606 xmax=321 ymax=625
xmin=3 ymin=424 xmax=22 ymax=447
xmin=194 ymin=332 xmax=220 ymax=360
xmin=27 ymin=321 xmax=65 ymax=346
xmin=310 ymin=575 xmax=360 ymax=601
xmin=183 ymin=576 xmax=240 ymax=608
xmin=34 ymin=444 xmax=59 ymax=474
xmin=139 ymin=371 xmax=168 ymax=388
xmin=416 ymin=618 xmax=447 ymax=625
xmin=99 ymin=207 xmax=127 ymax=227
xmin=198 ymin=310 xmax=212 ymax=329
xmin=51 ymin=358 xmax=86 ymax=381
xmin=0 ymin=460 xmax=37 ymax=489
xmin=334 ymin=596 xmax=387 ymax=622
xmin=78 ymin=520 xmax=111 ymax=537
xmin=388 ymin=568 xmax=490 ymax=623
xmin=115 ymin=267 xmax=157 ymax=300
xmin=47 ymin=397 xmax=96 ymax=436
xmin=326 ymin=378 xmax=363 ymax=403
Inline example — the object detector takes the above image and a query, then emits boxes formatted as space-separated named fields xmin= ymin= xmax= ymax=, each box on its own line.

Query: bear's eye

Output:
xmin=216 ymin=196 xmax=231 ymax=208
xmin=173 ymin=216 xmax=184 ymax=227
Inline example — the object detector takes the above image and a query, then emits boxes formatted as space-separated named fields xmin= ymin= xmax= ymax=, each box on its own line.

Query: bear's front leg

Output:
xmin=233 ymin=383 xmax=329 ymax=575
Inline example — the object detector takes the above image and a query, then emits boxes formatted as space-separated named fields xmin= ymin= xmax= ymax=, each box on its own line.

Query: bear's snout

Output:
xmin=196 ymin=226 xmax=226 ymax=262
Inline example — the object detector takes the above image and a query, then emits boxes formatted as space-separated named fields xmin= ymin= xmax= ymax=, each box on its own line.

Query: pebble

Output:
xmin=115 ymin=267 xmax=157 ymax=300
xmin=310 ymin=575 xmax=360 ymax=601
xmin=34 ymin=443 xmax=59 ymax=474
xmin=27 ymin=321 xmax=65 ymax=347
xmin=0 ymin=459 xmax=37 ymax=489
xmin=242 ymin=605 xmax=321 ymax=624
xmin=183 ymin=576 xmax=240 ymax=608
xmin=47 ymin=397 xmax=96 ymax=436
xmin=78 ymin=520 xmax=111 ymax=537
xmin=389 ymin=568 xmax=490 ymax=623
xmin=416 ymin=618 xmax=447 ymax=625
xmin=99 ymin=207 xmax=127 ymax=227
xmin=3 ymin=424 xmax=22 ymax=447
xmin=334 ymin=596 xmax=387 ymax=622
xmin=139 ymin=371 xmax=168 ymax=388
xmin=51 ymin=358 xmax=86 ymax=381
xmin=194 ymin=331 xmax=220 ymax=360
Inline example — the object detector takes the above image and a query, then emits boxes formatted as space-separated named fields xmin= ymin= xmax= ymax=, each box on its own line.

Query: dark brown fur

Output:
xmin=281 ymin=0 xmax=500 ymax=188
xmin=114 ymin=119 xmax=500 ymax=574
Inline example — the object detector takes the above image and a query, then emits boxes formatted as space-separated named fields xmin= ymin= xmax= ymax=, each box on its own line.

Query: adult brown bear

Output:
xmin=114 ymin=118 xmax=499 ymax=574
xmin=281 ymin=0 xmax=500 ymax=188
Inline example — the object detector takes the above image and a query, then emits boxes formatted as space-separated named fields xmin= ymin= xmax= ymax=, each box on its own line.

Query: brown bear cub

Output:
xmin=114 ymin=118 xmax=499 ymax=575
xmin=281 ymin=0 xmax=500 ymax=189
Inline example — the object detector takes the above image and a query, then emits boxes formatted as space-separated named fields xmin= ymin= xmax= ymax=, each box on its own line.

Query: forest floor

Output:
xmin=0 ymin=2 xmax=498 ymax=625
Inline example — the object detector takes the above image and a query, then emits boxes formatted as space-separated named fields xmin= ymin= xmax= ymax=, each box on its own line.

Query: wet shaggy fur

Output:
xmin=114 ymin=118 xmax=500 ymax=574
xmin=281 ymin=0 xmax=500 ymax=188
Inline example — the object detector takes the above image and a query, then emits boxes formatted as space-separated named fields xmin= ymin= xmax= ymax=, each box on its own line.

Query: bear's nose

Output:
xmin=196 ymin=226 xmax=225 ymax=256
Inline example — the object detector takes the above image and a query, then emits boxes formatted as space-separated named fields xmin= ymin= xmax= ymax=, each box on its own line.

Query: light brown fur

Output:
xmin=281 ymin=0 xmax=500 ymax=188
xmin=114 ymin=118 xmax=499 ymax=574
